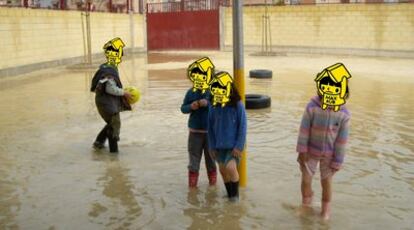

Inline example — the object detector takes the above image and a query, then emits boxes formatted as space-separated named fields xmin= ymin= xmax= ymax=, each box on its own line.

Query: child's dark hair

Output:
xmin=228 ymin=85 xmax=241 ymax=107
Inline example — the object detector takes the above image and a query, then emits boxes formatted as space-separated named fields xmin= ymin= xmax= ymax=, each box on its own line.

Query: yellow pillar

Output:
xmin=234 ymin=69 xmax=247 ymax=187
xmin=233 ymin=0 xmax=246 ymax=187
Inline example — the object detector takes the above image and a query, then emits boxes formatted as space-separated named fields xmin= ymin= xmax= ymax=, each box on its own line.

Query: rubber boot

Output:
xmin=108 ymin=137 xmax=118 ymax=153
xmin=321 ymin=201 xmax=331 ymax=220
xmin=229 ymin=181 xmax=239 ymax=202
xmin=224 ymin=182 xmax=231 ymax=197
xmin=188 ymin=171 xmax=199 ymax=188
xmin=93 ymin=126 xmax=108 ymax=149
xmin=207 ymin=170 xmax=217 ymax=186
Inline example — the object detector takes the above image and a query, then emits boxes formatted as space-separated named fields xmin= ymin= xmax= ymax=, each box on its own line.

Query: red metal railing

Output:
xmin=0 ymin=0 xmax=144 ymax=13
xmin=240 ymin=0 xmax=413 ymax=6
xmin=1 ymin=0 xmax=412 ymax=12
xmin=147 ymin=0 xmax=228 ymax=13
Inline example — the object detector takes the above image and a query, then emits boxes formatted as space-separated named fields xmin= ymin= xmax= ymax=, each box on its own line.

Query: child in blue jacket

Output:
xmin=208 ymin=72 xmax=247 ymax=201
xmin=181 ymin=89 xmax=217 ymax=188
xmin=181 ymin=57 xmax=218 ymax=188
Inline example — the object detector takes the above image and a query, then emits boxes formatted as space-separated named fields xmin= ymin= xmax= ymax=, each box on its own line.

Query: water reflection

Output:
xmin=90 ymin=152 xmax=142 ymax=228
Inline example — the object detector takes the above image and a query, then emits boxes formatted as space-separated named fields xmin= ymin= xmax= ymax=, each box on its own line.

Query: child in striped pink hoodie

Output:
xmin=297 ymin=65 xmax=351 ymax=220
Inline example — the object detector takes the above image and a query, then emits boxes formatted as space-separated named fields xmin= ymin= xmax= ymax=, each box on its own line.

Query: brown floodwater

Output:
xmin=0 ymin=51 xmax=413 ymax=229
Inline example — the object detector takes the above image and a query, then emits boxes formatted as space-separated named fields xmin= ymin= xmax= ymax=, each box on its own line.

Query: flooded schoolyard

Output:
xmin=0 ymin=51 xmax=413 ymax=229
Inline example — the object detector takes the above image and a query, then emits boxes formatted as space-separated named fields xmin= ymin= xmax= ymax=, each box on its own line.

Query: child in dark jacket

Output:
xmin=181 ymin=57 xmax=217 ymax=188
xmin=90 ymin=37 xmax=132 ymax=153
xmin=208 ymin=72 xmax=247 ymax=201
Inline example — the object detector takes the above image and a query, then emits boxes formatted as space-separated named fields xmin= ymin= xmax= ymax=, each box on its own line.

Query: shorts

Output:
xmin=216 ymin=149 xmax=239 ymax=166
xmin=298 ymin=154 xmax=334 ymax=180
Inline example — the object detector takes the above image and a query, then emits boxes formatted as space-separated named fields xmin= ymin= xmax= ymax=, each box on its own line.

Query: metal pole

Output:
xmin=86 ymin=0 xmax=92 ymax=65
xmin=261 ymin=15 xmax=264 ymax=53
xmin=81 ymin=12 xmax=87 ymax=63
xmin=233 ymin=0 xmax=247 ymax=187
xmin=268 ymin=14 xmax=272 ymax=53
xmin=265 ymin=16 xmax=268 ymax=52
xmin=129 ymin=0 xmax=135 ymax=52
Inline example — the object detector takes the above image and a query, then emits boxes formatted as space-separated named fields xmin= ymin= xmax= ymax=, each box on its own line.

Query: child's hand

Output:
xmin=297 ymin=153 xmax=308 ymax=166
xmin=124 ymin=91 xmax=133 ymax=101
xmin=198 ymin=99 xmax=208 ymax=107
xmin=232 ymin=148 xmax=242 ymax=158
xmin=191 ymin=101 xmax=200 ymax=110
xmin=330 ymin=167 xmax=340 ymax=175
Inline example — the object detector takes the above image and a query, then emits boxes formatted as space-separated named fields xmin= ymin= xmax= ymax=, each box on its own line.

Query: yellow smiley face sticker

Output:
xmin=315 ymin=63 xmax=351 ymax=112
xmin=188 ymin=57 xmax=215 ymax=94
xmin=210 ymin=71 xmax=234 ymax=107
xmin=103 ymin=37 xmax=125 ymax=66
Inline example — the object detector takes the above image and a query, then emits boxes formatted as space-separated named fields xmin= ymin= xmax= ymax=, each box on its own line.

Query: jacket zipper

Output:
xmin=325 ymin=110 xmax=331 ymax=154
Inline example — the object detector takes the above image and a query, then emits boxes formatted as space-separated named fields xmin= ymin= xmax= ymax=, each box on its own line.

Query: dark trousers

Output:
xmin=96 ymin=109 xmax=121 ymax=152
xmin=188 ymin=132 xmax=216 ymax=173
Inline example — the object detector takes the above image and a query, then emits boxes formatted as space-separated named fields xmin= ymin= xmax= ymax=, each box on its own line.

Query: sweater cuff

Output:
xmin=234 ymin=144 xmax=244 ymax=152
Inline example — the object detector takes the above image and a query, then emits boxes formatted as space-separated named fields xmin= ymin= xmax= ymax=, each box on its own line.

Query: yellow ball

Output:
xmin=124 ymin=86 xmax=140 ymax=104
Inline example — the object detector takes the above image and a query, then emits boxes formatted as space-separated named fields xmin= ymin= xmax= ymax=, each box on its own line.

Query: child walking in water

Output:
xmin=181 ymin=57 xmax=217 ymax=188
xmin=91 ymin=37 xmax=132 ymax=153
xmin=208 ymin=71 xmax=247 ymax=201
xmin=297 ymin=63 xmax=351 ymax=220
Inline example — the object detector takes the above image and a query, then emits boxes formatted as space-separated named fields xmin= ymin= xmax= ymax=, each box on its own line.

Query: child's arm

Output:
xmin=234 ymin=101 xmax=247 ymax=152
xmin=104 ymin=78 xmax=132 ymax=102
xmin=331 ymin=116 xmax=350 ymax=170
xmin=296 ymin=106 xmax=312 ymax=154
xmin=104 ymin=78 xmax=125 ymax=96
xmin=181 ymin=91 xmax=193 ymax=114
xmin=198 ymin=92 xmax=210 ymax=107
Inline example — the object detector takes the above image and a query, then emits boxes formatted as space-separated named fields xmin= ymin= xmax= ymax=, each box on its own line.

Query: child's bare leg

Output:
xmin=219 ymin=163 xmax=230 ymax=182
xmin=301 ymin=167 xmax=313 ymax=206
xmin=219 ymin=163 xmax=232 ymax=197
xmin=321 ymin=176 xmax=332 ymax=220
xmin=226 ymin=160 xmax=239 ymax=182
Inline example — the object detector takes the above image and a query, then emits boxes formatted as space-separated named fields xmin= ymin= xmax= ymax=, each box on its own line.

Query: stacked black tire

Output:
xmin=246 ymin=69 xmax=272 ymax=109
xmin=249 ymin=69 xmax=272 ymax=79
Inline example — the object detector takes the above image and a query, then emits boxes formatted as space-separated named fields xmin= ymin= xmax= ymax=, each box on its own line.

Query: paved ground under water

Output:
xmin=0 ymin=51 xmax=413 ymax=229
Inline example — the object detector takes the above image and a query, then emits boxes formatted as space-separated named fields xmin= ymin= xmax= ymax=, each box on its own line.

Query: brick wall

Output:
xmin=223 ymin=4 xmax=414 ymax=56
xmin=0 ymin=8 xmax=145 ymax=70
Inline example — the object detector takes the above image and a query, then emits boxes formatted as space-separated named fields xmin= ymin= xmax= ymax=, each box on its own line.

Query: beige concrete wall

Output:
xmin=0 ymin=8 xmax=145 ymax=70
xmin=224 ymin=4 xmax=414 ymax=54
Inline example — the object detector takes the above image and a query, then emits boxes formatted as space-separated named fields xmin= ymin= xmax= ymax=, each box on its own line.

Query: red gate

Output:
xmin=146 ymin=0 xmax=221 ymax=50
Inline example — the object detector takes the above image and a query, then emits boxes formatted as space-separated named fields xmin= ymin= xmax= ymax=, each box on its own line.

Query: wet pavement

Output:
xmin=0 ymin=51 xmax=413 ymax=229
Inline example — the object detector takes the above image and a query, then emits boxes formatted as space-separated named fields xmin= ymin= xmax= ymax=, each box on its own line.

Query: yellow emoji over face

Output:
xmin=315 ymin=63 xmax=351 ymax=112
xmin=103 ymin=37 xmax=125 ymax=66
xmin=210 ymin=71 xmax=233 ymax=107
xmin=188 ymin=57 xmax=214 ymax=94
